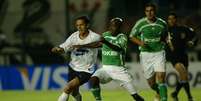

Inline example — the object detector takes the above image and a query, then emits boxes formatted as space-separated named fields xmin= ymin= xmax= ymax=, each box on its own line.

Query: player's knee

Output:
xmin=156 ymin=73 xmax=166 ymax=83
xmin=175 ymin=63 xmax=187 ymax=74
xmin=175 ymin=63 xmax=185 ymax=70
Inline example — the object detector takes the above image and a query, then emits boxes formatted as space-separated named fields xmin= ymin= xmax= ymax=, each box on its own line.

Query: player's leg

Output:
xmin=90 ymin=76 xmax=102 ymax=101
xmin=140 ymin=52 xmax=159 ymax=100
xmin=109 ymin=65 xmax=144 ymax=101
xmin=70 ymin=71 xmax=92 ymax=101
xmin=147 ymin=76 xmax=161 ymax=101
xmin=156 ymin=72 xmax=167 ymax=101
xmin=71 ymin=87 xmax=82 ymax=101
xmin=90 ymin=67 xmax=112 ymax=101
xmin=58 ymin=67 xmax=76 ymax=101
xmin=172 ymin=62 xmax=193 ymax=101
xmin=58 ymin=77 xmax=80 ymax=101
xmin=155 ymin=51 xmax=167 ymax=101
xmin=147 ymin=74 xmax=159 ymax=94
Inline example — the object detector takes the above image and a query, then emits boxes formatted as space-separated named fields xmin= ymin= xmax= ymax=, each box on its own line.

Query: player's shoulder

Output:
xmin=157 ymin=17 xmax=167 ymax=25
xmin=89 ymin=30 xmax=100 ymax=36
xmin=71 ymin=31 xmax=79 ymax=36
xmin=118 ymin=33 xmax=127 ymax=37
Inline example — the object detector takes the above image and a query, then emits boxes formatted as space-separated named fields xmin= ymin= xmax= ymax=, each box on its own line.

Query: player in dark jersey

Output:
xmin=166 ymin=12 xmax=198 ymax=101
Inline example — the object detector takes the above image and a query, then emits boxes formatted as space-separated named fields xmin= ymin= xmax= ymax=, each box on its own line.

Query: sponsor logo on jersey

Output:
xmin=102 ymin=51 xmax=118 ymax=56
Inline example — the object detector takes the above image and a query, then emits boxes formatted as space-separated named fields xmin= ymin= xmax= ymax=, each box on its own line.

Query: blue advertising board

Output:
xmin=0 ymin=65 xmax=69 ymax=90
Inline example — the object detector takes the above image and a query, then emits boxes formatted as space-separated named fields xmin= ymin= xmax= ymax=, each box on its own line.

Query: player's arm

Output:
xmin=129 ymin=22 xmax=146 ymax=47
xmin=73 ymin=33 xmax=103 ymax=48
xmin=52 ymin=33 xmax=74 ymax=54
xmin=73 ymin=41 xmax=102 ymax=48
xmin=130 ymin=37 xmax=145 ymax=47
xmin=51 ymin=47 xmax=65 ymax=54
xmin=166 ymin=32 xmax=174 ymax=51
xmin=102 ymin=37 xmax=122 ymax=51
xmin=186 ymin=27 xmax=198 ymax=47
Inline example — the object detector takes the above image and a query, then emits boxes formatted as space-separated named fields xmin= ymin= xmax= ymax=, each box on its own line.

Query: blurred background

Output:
xmin=0 ymin=0 xmax=201 ymax=91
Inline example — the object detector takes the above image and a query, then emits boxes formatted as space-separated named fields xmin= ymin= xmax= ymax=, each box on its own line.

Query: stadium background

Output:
xmin=0 ymin=0 xmax=201 ymax=101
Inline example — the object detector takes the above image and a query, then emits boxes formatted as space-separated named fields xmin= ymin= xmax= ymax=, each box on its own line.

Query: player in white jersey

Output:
xmin=51 ymin=16 xmax=101 ymax=101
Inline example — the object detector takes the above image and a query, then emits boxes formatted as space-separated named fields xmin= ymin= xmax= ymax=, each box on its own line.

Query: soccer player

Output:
xmin=89 ymin=17 xmax=144 ymax=101
xmin=129 ymin=3 xmax=168 ymax=101
xmin=51 ymin=16 xmax=101 ymax=101
xmin=166 ymin=12 xmax=197 ymax=101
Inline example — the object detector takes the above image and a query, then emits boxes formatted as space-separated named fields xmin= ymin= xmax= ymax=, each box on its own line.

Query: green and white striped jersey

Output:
xmin=102 ymin=31 xmax=127 ymax=66
xmin=130 ymin=17 xmax=168 ymax=52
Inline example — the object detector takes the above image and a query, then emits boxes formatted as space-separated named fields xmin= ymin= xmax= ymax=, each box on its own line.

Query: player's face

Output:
xmin=145 ymin=6 xmax=156 ymax=21
xmin=109 ymin=21 xmax=119 ymax=35
xmin=75 ymin=19 xmax=88 ymax=33
xmin=167 ymin=15 xmax=177 ymax=27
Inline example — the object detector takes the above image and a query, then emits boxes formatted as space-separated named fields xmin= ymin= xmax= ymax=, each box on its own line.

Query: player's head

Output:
xmin=109 ymin=17 xmax=123 ymax=35
xmin=75 ymin=16 xmax=90 ymax=33
xmin=167 ymin=12 xmax=177 ymax=27
xmin=144 ymin=3 xmax=157 ymax=21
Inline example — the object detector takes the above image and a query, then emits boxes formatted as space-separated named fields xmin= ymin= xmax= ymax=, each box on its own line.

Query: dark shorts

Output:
xmin=68 ymin=67 xmax=92 ymax=85
xmin=167 ymin=53 xmax=189 ymax=68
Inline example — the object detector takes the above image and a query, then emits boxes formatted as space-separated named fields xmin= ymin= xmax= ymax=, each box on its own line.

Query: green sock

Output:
xmin=158 ymin=83 xmax=167 ymax=101
xmin=91 ymin=87 xmax=102 ymax=101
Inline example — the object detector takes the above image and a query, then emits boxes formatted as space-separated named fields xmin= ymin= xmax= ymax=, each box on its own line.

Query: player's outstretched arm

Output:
xmin=102 ymin=38 xmax=122 ymax=51
xmin=130 ymin=37 xmax=145 ymax=47
xmin=72 ymin=41 xmax=102 ymax=49
xmin=51 ymin=47 xmax=65 ymax=54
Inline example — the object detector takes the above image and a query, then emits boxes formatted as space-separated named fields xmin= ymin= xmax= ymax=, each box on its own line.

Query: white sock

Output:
xmin=58 ymin=92 xmax=69 ymax=101
xmin=121 ymin=82 xmax=137 ymax=94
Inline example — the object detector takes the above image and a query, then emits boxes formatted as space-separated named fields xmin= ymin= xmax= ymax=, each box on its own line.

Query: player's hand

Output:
xmin=51 ymin=47 xmax=64 ymax=54
xmin=100 ymin=36 xmax=105 ymax=42
xmin=141 ymin=41 xmax=148 ymax=47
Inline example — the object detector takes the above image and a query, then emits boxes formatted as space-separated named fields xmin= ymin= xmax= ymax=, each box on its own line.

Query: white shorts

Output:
xmin=140 ymin=50 xmax=166 ymax=79
xmin=92 ymin=65 xmax=133 ymax=85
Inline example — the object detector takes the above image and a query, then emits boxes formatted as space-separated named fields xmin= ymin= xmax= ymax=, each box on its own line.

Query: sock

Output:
xmin=58 ymin=92 xmax=69 ymax=101
xmin=132 ymin=93 xmax=144 ymax=101
xmin=72 ymin=93 xmax=82 ymax=101
xmin=91 ymin=87 xmax=102 ymax=101
xmin=174 ymin=81 xmax=183 ymax=95
xmin=182 ymin=82 xmax=192 ymax=98
xmin=151 ymin=83 xmax=159 ymax=94
xmin=158 ymin=83 xmax=167 ymax=101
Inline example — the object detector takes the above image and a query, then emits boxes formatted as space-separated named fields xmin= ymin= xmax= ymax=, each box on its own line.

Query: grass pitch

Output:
xmin=0 ymin=88 xmax=200 ymax=101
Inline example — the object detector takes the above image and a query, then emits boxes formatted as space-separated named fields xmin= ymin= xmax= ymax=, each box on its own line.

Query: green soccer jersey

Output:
xmin=130 ymin=17 xmax=168 ymax=52
xmin=102 ymin=31 xmax=127 ymax=66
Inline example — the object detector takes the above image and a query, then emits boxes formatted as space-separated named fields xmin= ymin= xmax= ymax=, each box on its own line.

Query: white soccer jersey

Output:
xmin=59 ymin=30 xmax=101 ymax=73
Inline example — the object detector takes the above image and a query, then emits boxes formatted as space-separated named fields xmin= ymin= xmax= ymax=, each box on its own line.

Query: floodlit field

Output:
xmin=0 ymin=88 xmax=200 ymax=101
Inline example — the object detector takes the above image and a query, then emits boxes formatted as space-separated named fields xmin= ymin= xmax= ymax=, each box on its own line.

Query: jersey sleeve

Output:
xmin=117 ymin=34 xmax=128 ymax=49
xmin=186 ymin=27 xmax=198 ymax=45
xmin=59 ymin=33 xmax=74 ymax=52
xmin=129 ymin=20 xmax=141 ymax=38
xmin=105 ymin=34 xmax=127 ymax=51
xmin=161 ymin=22 xmax=169 ymax=42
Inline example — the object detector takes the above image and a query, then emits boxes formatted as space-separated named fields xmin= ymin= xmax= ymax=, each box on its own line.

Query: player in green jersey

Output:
xmin=88 ymin=18 xmax=144 ymax=101
xmin=129 ymin=3 xmax=168 ymax=101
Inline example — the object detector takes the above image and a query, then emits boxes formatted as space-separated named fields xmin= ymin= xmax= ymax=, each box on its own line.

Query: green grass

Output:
xmin=0 ymin=88 xmax=200 ymax=101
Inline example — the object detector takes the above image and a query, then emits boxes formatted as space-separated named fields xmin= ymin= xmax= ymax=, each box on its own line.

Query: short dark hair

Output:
xmin=145 ymin=3 xmax=157 ymax=11
xmin=75 ymin=16 xmax=90 ymax=24
xmin=168 ymin=12 xmax=177 ymax=19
